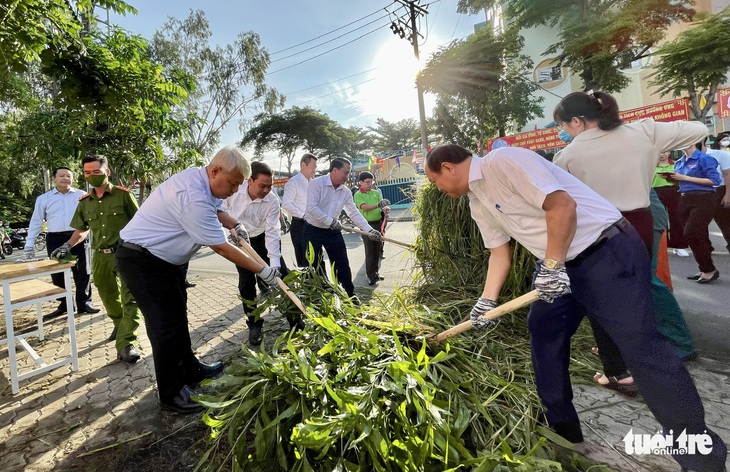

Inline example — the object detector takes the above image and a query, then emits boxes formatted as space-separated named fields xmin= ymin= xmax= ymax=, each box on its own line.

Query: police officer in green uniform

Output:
xmin=51 ymin=155 xmax=141 ymax=363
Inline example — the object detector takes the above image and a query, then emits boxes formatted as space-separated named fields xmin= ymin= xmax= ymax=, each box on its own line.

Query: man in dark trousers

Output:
xmin=282 ymin=153 xmax=317 ymax=266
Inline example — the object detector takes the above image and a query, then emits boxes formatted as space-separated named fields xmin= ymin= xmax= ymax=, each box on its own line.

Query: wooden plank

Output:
xmin=9 ymin=280 xmax=66 ymax=304
xmin=0 ymin=261 xmax=76 ymax=280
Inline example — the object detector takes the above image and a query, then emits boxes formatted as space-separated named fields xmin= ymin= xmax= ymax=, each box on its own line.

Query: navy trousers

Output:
xmin=289 ymin=217 xmax=307 ymax=267
xmin=47 ymin=231 xmax=92 ymax=310
xmin=301 ymin=223 xmax=354 ymax=297
xmin=236 ymin=233 xmax=288 ymax=324
xmin=528 ymin=225 xmax=727 ymax=471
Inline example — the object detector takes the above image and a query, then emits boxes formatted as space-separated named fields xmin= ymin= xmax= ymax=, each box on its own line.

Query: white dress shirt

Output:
xmin=25 ymin=187 xmax=86 ymax=250
xmin=468 ymin=148 xmax=621 ymax=261
xmin=282 ymin=172 xmax=308 ymax=218
xmin=120 ymin=167 xmax=227 ymax=265
xmin=706 ymin=149 xmax=730 ymax=186
xmin=223 ymin=181 xmax=282 ymax=268
xmin=304 ymin=174 xmax=372 ymax=231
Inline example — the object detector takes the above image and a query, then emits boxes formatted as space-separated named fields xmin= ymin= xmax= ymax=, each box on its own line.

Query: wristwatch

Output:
xmin=542 ymin=258 xmax=565 ymax=270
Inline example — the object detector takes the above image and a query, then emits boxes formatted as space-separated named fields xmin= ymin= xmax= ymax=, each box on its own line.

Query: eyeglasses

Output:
xmin=556 ymin=115 xmax=585 ymax=131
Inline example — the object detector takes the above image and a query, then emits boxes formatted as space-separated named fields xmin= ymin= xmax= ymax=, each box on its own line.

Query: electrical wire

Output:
xmin=283 ymin=68 xmax=379 ymax=96
xmin=288 ymin=77 xmax=379 ymax=106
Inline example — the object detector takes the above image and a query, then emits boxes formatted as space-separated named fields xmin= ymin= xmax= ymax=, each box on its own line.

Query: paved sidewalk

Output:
xmin=1 ymin=271 xmax=728 ymax=471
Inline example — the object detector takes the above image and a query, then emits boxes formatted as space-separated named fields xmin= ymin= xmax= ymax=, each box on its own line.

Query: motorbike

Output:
xmin=280 ymin=212 xmax=291 ymax=234
xmin=9 ymin=227 xmax=27 ymax=249
xmin=34 ymin=232 xmax=47 ymax=252
xmin=338 ymin=210 xmax=353 ymax=227
xmin=0 ymin=223 xmax=12 ymax=257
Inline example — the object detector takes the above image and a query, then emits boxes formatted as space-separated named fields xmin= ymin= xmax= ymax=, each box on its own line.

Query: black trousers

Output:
xmin=361 ymin=219 xmax=383 ymax=279
xmin=116 ymin=245 xmax=207 ymax=402
xmin=680 ymin=191 xmax=717 ymax=273
xmin=713 ymin=185 xmax=730 ymax=251
xmin=236 ymin=233 xmax=288 ymax=325
xmin=47 ymin=231 xmax=92 ymax=310
xmin=289 ymin=217 xmax=306 ymax=267
xmin=655 ymin=185 xmax=688 ymax=249
xmin=302 ymin=222 xmax=354 ymax=297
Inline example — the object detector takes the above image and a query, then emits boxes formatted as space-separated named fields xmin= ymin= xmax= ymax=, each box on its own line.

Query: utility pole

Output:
xmin=390 ymin=0 xmax=429 ymax=157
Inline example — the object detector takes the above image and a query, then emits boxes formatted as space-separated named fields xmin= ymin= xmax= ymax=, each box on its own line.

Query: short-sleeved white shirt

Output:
xmin=468 ymin=147 xmax=621 ymax=261
xmin=120 ymin=167 xmax=227 ymax=265
xmin=223 ymin=181 xmax=282 ymax=267
xmin=706 ymin=149 xmax=730 ymax=186
xmin=304 ymin=174 xmax=372 ymax=231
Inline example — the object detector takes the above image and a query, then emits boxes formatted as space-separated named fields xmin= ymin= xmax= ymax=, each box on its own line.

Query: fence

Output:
xmin=377 ymin=177 xmax=422 ymax=209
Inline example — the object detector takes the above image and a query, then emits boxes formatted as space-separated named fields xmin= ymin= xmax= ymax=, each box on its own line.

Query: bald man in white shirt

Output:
xmin=302 ymin=158 xmax=382 ymax=298
xmin=282 ymin=153 xmax=318 ymax=266
xmin=224 ymin=161 xmax=303 ymax=346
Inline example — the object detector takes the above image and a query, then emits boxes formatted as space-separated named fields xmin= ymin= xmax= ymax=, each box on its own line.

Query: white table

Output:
xmin=0 ymin=260 xmax=78 ymax=394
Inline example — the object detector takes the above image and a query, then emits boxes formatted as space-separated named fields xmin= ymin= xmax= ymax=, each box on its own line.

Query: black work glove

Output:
xmin=50 ymin=242 xmax=72 ymax=260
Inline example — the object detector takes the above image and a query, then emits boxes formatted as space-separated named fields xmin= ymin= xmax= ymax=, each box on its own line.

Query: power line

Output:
xmin=289 ymin=77 xmax=379 ymax=106
xmin=283 ymin=68 xmax=379 ymax=96
xmin=266 ymin=20 xmax=392 ymax=76
xmin=269 ymin=3 xmax=395 ymax=56
xmin=271 ymin=13 xmax=391 ymax=64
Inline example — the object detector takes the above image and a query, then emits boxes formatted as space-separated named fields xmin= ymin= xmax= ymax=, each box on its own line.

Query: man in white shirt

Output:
xmin=224 ymin=162 xmax=302 ymax=346
xmin=302 ymin=158 xmax=382 ymax=298
xmin=424 ymin=144 xmax=727 ymax=472
xmin=115 ymin=146 xmax=278 ymax=414
xmin=282 ymin=153 xmax=317 ymax=266
xmin=24 ymin=167 xmax=100 ymax=318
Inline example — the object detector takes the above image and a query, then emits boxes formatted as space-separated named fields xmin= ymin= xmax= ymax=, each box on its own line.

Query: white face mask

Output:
xmin=720 ymin=139 xmax=730 ymax=147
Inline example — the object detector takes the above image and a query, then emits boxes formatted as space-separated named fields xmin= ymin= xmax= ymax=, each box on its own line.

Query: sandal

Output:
xmin=593 ymin=372 xmax=638 ymax=398
xmin=591 ymin=345 xmax=600 ymax=357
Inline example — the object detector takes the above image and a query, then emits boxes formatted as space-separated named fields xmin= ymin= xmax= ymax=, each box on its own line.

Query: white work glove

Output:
xmin=367 ymin=229 xmax=382 ymax=241
xmin=257 ymin=266 xmax=278 ymax=287
xmin=24 ymin=247 xmax=35 ymax=260
xmin=377 ymin=199 xmax=391 ymax=209
xmin=233 ymin=223 xmax=250 ymax=244
xmin=50 ymin=242 xmax=72 ymax=260
xmin=270 ymin=267 xmax=282 ymax=279
xmin=329 ymin=218 xmax=342 ymax=232
xmin=470 ymin=298 xmax=500 ymax=330
xmin=228 ymin=234 xmax=242 ymax=247
xmin=534 ymin=264 xmax=571 ymax=303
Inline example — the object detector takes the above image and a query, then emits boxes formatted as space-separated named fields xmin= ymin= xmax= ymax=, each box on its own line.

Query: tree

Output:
xmin=649 ymin=9 xmax=730 ymax=122
xmin=150 ymin=10 xmax=284 ymax=157
xmin=367 ymin=118 xmax=419 ymax=153
xmin=421 ymin=28 xmax=543 ymax=150
xmin=327 ymin=126 xmax=373 ymax=160
xmin=456 ymin=0 xmax=695 ymax=92
xmin=241 ymin=107 xmax=342 ymax=174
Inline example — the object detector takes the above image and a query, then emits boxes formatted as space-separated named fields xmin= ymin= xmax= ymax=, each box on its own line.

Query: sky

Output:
xmin=108 ymin=1 xmax=484 ymax=167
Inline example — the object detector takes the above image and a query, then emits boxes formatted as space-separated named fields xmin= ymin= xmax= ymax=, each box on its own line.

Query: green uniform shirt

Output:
xmin=354 ymin=190 xmax=382 ymax=222
xmin=70 ymin=184 xmax=139 ymax=250
xmin=652 ymin=163 xmax=675 ymax=188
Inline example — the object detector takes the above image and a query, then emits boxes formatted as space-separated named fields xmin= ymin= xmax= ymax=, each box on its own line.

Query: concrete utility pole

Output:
xmin=390 ymin=0 xmax=429 ymax=157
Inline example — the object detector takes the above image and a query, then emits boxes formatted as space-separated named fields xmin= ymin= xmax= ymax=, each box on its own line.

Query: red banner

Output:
xmin=486 ymin=98 xmax=691 ymax=151
xmin=273 ymin=177 xmax=289 ymax=187
xmin=717 ymin=88 xmax=730 ymax=119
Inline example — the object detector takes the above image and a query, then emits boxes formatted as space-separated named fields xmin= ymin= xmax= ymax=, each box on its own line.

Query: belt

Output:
xmin=118 ymin=240 xmax=150 ymax=254
xmin=680 ymin=191 xmax=715 ymax=196
xmin=96 ymin=247 xmax=116 ymax=254
xmin=49 ymin=231 xmax=74 ymax=235
xmin=567 ymin=218 xmax=630 ymax=267
xmin=291 ymin=216 xmax=304 ymax=221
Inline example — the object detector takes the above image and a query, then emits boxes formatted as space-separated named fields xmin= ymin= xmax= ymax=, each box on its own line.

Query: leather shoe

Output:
xmin=552 ymin=421 xmax=584 ymax=444
xmin=697 ymin=270 xmax=719 ymax=284
xmin=288 ymin=317 xmax=306 ymax=332
xmin=117 ymin=345 xmax=140 ymax=363
xmin=107 ymin=327 xmax=118 ymax=342
xmin=368 ymin=277 xmax=378 ymax=286
xmin=248 ymin=323 xmax=263 ymax=346
xmin=159 ymin=385 xmax=204 ymax=414
xmin=78 ymin=304 xmax=101 ymax=314
xmin=687 ymin=273 xmax=702 ymax=281
xmin=197 ymin=361 xmax=224 ymax=379
xmin=184 ymin=279 xmax=197 ymax=288
xmin=44 ymin=306 xmax=67 ymax=319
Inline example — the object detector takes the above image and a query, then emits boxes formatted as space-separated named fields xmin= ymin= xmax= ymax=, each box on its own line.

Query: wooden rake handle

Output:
xmin=229 ymin=229 xmax=307 ymax=315
xmin=428 ymin=290 xmax=540 ymax=344
xmin=341 ymin=224 xmax=414 ymax=250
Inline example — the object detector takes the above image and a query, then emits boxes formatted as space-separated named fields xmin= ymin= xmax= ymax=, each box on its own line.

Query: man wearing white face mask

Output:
xmin=707 ymin=134 xmax=730 ymax=252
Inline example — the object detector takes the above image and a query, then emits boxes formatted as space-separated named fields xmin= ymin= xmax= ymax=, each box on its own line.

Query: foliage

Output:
xmin=367 ymin=118 xmax=419 ymax=153
xmin=150 ymin=9 xmax=284 ymax=158
xmin=421 ymin=28 xmax=543 ymax=148
xmin=241 ymin=107 xmax=344 ymax=173
xmin=456 ymin=0 xmax=695 ymax=92
xmin=197 ymin=266 xmax=606 ymax=472
xmin=0 ymin=0 xmax=136 ymax=75
xmin=329 ymin=126 xmax=374 ymax=161
xmin=649 ymin=9 xmax=730 ymax=121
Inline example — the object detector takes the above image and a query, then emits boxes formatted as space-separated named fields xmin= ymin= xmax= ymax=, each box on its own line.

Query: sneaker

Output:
xmin=673 ymin=248 xmax=690 ymax=257
xmin=117 ymin=345 xmax=141 ymax=363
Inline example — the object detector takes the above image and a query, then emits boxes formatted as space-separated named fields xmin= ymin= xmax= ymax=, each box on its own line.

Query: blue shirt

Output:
xmin=674 ymin=150 xmax=720 ymax=193
xmin=120 ymin=167 xmax=227 ymax=265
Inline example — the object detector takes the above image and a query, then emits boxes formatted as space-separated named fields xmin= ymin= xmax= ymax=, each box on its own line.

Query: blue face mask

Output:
xmin=558 ymin=130 xmax=573 ymax=143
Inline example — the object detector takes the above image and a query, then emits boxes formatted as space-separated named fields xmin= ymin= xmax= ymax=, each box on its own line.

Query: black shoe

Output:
xmin=197 ymin=361 xmax=224 ymax=379
xmin=107 ymin=327 xmax=118 ymax=342
xmin=368 ymin=277 xmax=378 ymax=285
xmin=184 ymin=279 xmax=197 ymax=288
xmin=552 ymin=421 xmax=584 ymax=444
xmin=687 ymin=273 xmax=703 ymax=281
xmin=288 ymin=317 xmax=306 ymax=332
xmin=117 ymin=345 xmax=140 ymax=363
xmin=159 ymin=386 xmax=204 ymax=414
xmin=45 ymin=306 xmax=67 ymax=319
xmin=248 ymin=323 xmax=263 ymax=346
xmin=697 ymin=270 xmax=719 ymax=284
xmin=78 ymin=304 xmax=101 ymax=314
